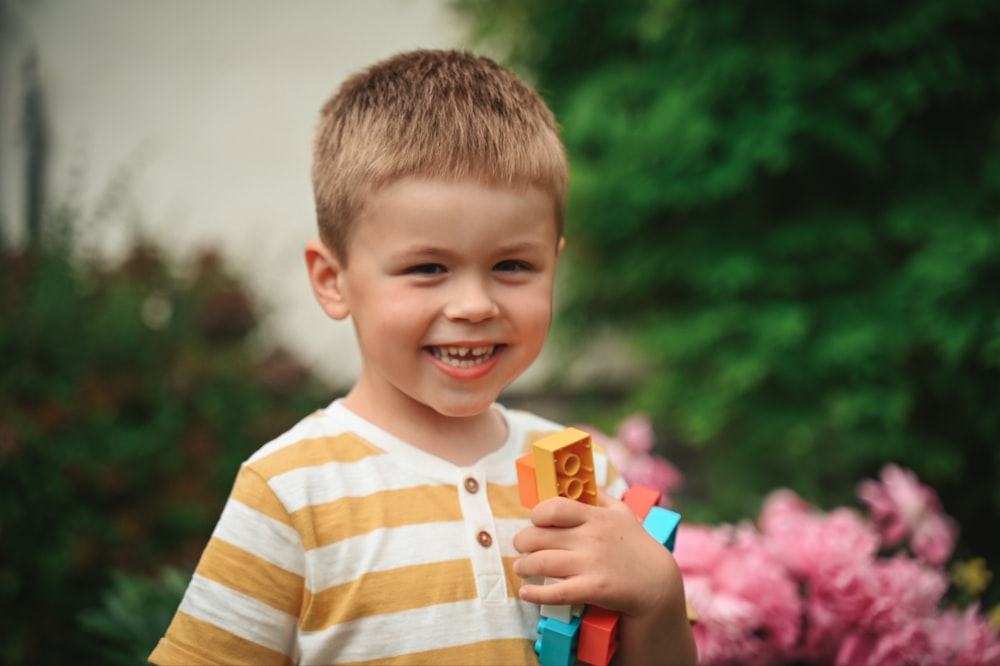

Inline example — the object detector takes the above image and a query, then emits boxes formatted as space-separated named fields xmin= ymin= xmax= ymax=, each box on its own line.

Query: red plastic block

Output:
xmin=516 ymin=453 xmax=539 ymax=509
xmin=577 ymin=605 xmax=620 ymax=666
xmin=533 ymin=428 xmax=598 ymax=505
xmin=622 ymin=485 xmax=661 ymax=521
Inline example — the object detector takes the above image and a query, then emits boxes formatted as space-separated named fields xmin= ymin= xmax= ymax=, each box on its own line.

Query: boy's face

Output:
xmin=308 ymin=177 xmax=563 ymax=422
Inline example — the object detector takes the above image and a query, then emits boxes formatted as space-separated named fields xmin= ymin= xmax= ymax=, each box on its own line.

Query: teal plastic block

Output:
xmin=642 ymin=506 xmax=681 ymax=552
xmin=534 ymin=615 xmax=582 ymax=666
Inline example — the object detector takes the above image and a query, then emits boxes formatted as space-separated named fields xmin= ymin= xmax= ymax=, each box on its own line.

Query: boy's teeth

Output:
xmin=431 ymin=345 xmax=497 ymax=367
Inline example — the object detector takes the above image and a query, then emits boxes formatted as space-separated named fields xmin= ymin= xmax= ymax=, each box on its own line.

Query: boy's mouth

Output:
xmin=427 ymin=345 xmax=499 ymax=368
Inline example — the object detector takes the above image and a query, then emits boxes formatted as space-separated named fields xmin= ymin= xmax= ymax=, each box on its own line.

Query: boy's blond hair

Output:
xmin=311 ymin=49 xmax=568 ymax=261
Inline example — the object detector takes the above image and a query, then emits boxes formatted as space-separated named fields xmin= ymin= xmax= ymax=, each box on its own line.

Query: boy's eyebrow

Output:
xmin=494 ymin=239 xmax=552 ymax=254
xmin=392 ymin=245 xmax=455 ymax=259
xmin=395 ymin=239 xmax=553 ymax=257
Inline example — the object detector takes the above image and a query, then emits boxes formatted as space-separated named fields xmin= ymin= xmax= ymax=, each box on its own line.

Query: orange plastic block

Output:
xmin=577 ymin=605 xmax=620 ymax=666
xmin=516 ymin=453 xmax=539 ymax=509
xmin=533 ymin=427 xmax=598 ymax=505
xmin=622 ymin=485 xmax=661 ymax=521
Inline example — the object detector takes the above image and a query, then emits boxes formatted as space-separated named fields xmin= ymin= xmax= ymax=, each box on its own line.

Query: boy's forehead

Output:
xmin=348 ymin=177 xmax=562 ymax=243
xmin=364 ymin=177 xmax=558 ymax=217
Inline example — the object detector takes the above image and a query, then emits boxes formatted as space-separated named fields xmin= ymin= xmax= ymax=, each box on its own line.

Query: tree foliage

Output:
xmin=451 ymin=0 xmax=1000 ymax=562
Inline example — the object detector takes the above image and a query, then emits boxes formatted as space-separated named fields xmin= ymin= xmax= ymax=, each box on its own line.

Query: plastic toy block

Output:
xmin=642 ymin=506 xmax=682 ymax=552
xmin=540 ymin=577 xmax=584 ymax=623
xmin=516 ymin=452 xmax=539 ymax=509
xmin=533 ymin=428 xmax=598 ymax=505
xmin=534 ymin=615 xmax=581 ymax=666
xmin=577 ymin=605 xmax=620 ymax=666
xmin=541 ymin=601 xmax=585 ymax=624
xmin=621 ymin=485 xmax=662 ymax=521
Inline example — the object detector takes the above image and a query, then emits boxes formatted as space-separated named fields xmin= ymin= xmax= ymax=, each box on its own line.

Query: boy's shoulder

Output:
xmin=241 ymin=400 xmax=377 ymax=471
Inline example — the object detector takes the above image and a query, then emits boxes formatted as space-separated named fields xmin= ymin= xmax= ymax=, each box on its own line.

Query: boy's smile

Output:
xmin=426 ymin=344 xmax=501 ymax=376
xmin=307 ymin=176 xmax=563 ymax=444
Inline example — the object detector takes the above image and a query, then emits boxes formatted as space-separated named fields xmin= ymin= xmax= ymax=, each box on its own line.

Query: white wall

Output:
xmin=1 ymin=0 xmax=467 ymax=387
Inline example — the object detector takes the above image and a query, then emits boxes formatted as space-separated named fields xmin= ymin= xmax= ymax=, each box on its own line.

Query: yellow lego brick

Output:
xmin=532 ymin=427 xmax=598 ymax=505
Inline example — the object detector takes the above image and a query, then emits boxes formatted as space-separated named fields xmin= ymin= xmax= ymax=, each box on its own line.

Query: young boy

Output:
xmin=149 ymin=49 xmax=696 ymax=665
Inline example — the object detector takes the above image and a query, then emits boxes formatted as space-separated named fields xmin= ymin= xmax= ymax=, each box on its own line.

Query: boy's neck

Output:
xmin=341 ymin=390 xmax=509 ymax=467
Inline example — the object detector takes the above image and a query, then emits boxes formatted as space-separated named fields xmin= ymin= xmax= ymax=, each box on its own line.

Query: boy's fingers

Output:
xmin=598 ymin=490 xmax=630 ymax=511
xmin=529 ymin=496 xmax=592 ymax=528
xmin=512 ymin=525 xmax=539 ymax=554
xmin=512 ymin=549 xmax=576 ymax=581
xmin=518 ymin=575 xmax=592 ymax=607
xmin=513 ymin=523 xmax=574 ymax=555
xmin=598 ymin=490 xmax=639 ymax=520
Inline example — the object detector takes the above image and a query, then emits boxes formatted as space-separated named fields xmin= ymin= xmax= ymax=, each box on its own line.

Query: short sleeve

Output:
xmin=149 ymin=466 xmax=305 ymax=665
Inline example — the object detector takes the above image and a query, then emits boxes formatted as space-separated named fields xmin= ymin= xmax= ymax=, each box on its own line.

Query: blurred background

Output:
xmin=2 ymin=0 xmax=998 ymax=663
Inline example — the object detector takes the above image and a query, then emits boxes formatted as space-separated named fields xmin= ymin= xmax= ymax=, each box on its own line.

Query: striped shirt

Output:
xmin=149 ymin=400 xmax=625 ymax=665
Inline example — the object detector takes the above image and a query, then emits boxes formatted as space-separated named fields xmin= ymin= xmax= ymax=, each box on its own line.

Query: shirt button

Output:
xmin=477 ymin=531 xmax=493 ymax=547
xmin=464 ymin=477 xmax=480 ymax=494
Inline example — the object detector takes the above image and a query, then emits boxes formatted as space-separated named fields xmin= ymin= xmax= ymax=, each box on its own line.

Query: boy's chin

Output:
xmin=428 ymin=394 xmax=503 ymax=419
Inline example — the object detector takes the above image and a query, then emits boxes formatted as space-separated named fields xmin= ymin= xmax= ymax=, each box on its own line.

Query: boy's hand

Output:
xmin=513 ymin=491 xmax=698 ymax=665
xmin=512 ymin=491 xmax=682 ymax=619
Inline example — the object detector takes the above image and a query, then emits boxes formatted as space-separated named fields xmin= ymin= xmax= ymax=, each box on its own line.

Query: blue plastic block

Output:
xmin=642 ymin=506 xmax=681 ymax=552
xmin=534 ymin=615 xmax=582 ymax=666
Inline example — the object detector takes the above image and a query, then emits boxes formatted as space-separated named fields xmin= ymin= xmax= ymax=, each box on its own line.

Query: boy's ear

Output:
xmin=557 ymin=236 xmax=566 ymax=257
xmin=304 ymin=239 xmax=350 ymax=321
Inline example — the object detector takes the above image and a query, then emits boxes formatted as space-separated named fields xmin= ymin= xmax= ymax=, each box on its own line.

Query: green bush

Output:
xmin=452 ymin=0 xmax=1000 ymax=584
xmin=0 ymin=223 xmax=329 ymax=664
xmin=78 ymin=568 xmax=191 ymax=666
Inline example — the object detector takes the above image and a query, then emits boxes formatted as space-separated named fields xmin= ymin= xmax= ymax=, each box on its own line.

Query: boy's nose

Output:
xmin=444 ymin=278 xmax=499 ymax=323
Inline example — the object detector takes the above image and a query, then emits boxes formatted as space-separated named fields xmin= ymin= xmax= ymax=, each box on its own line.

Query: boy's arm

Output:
xmin=513 ymin=494 xmax=697 ymax=666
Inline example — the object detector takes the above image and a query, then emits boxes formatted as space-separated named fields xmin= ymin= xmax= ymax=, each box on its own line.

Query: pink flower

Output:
xmin=760 ymin=491 xmax=880 ymax=579
xmin=676 ymin=524 xmax=801 ymax=665
xmin=857 ymin=464 xmax=959 ymax=565
xmin=836 ymin=622 xmax=935 ymax=666
xmin=757 ymin=488 xmax=812 ymax=535
xmin=616 ymin=415 xmax=656 ymax=455
xmin=862 ymin=555 xmax=948 ymax=633
xmin=758 ymin=492 xmax=882 ymax=661
xmin=929 ymin=605 xmax=1000 ymax=665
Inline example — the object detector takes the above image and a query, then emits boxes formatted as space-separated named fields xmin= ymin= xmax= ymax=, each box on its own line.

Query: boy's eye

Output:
xmin=407 ymin=263 xmax=447 ymax=275
xmin=495 ymin=260 xmax=530 ymax=272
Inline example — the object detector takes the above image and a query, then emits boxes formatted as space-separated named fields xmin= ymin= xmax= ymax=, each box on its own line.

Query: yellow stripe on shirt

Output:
xmin=229 ymin=465 xmax=294 ymax=526
xmin=301 ymin=558 xmax=479 ymax=630
xmin=251 ymin=432 xmax=386 ymax=479
xmin=150 ymin=611 xmax=296 ymax=666
xmin=337 ymin=637 xmax=537 ymax=666
xmin=197 ymin=537 xmax=304 ymax=616
xmin=294 ymin=484 xmax=465 ymax=550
